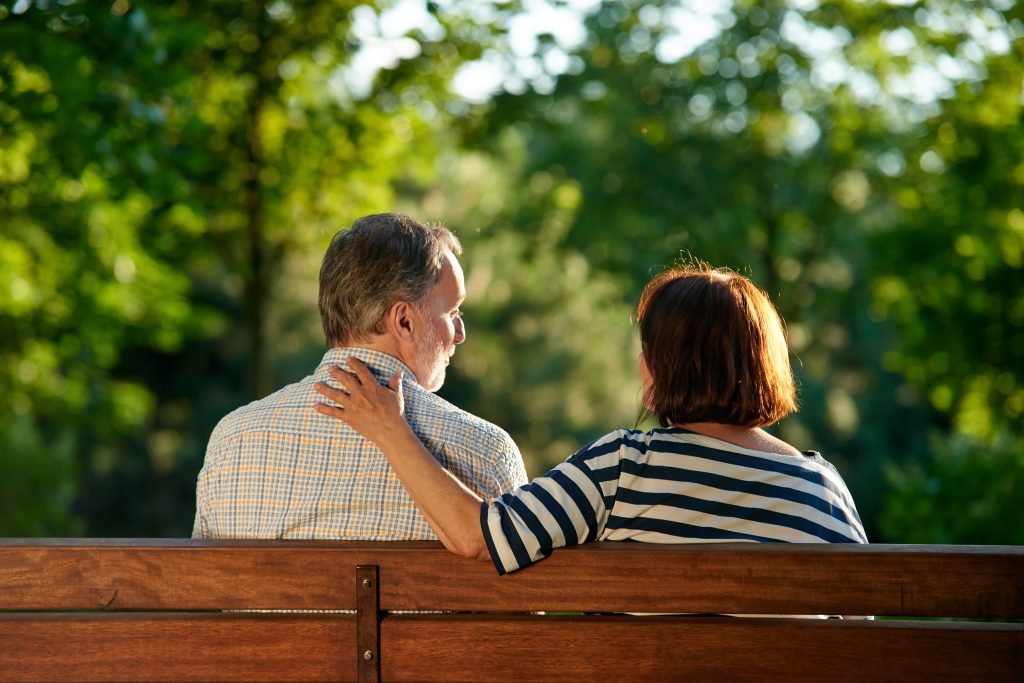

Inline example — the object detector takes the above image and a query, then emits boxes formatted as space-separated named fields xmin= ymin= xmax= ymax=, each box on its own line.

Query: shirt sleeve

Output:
xmin=480 ymin=430 xmax=627 ymax=575
xmin=494 ymin=433 xmax=528 ymax=491
xmin=192 ymin=457 xmax=213 ymax=538
xmin=191 ymin=421 xmax=225 ymax=539
xmin=191 ymin=505 xmax=210 ymax=538
xmin=465 ymin=428 xmax=528 ymax=499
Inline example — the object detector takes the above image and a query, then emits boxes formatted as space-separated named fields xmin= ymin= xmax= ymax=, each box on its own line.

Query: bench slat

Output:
xmin=6 ymin=612 xmax=1019 ymax=682
xmin=0 ymin=613 xmax=354 ymax=682
xmin=380 ymin=543 xmax=1024 ymax=617
xmin=2 ymin=541 xmax=1021 ymax=617
xmin=381 ymin=614 xmax=1024 ymax=682
xmin=0 ymin=545 xmax=354 ymax=611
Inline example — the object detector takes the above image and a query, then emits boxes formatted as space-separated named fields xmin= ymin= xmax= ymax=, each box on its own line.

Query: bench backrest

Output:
xmin=1 ymin=540 xmax=1022 ymax=681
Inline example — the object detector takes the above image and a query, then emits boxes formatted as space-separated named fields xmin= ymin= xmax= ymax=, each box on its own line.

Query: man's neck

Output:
xmin=335 ymin=337 xmax=414 ymax=377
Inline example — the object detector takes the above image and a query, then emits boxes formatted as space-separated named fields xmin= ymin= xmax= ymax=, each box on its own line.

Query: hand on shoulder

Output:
xmin=314 ymin=357 xmax=408 ymax=448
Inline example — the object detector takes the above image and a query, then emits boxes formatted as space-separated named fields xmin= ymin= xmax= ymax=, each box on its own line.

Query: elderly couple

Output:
xmin=193 ymin=213 xmax=866 ymax=575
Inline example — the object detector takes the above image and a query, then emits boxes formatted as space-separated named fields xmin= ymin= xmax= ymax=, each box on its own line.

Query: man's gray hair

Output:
xmin=319 ymin=213 xmax=462 ymax=346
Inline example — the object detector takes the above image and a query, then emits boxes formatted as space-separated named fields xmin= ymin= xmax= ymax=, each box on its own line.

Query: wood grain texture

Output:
xmin=380 ymin=614 xmax=1024 ymax=682
xmin=2 ymin=541 xmax=1021 ymax=617
xmin=0 ymin=545 xmax=352 ymax=611
xmin=376 ymin=542 xmax=1024 ymax=617
xmin=0 ymin=613 xmax=354 ymax=682
xmin=1 ymin=541 xmax=1021 ymax=682
xmin=356 ymin=565 xmax=380 ymax=683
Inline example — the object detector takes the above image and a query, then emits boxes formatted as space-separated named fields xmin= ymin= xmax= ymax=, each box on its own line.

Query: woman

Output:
xmin=314 ymin=262 xmax=866 ymax=575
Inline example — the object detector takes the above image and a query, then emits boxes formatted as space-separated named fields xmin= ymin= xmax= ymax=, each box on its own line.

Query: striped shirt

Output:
xmin=193 ymin=347 xmax=527 ymax=539
xmin=482 ymin=427 xmax=866 ymax=575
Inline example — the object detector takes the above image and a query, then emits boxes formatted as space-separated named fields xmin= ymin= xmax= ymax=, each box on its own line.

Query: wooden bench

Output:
xmin=1 ymin=540 xmax=1021 ymax=681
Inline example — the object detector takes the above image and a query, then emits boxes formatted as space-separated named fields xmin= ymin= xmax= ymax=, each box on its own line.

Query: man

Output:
xmin=193 ymin=213 xmax=527 ymax=539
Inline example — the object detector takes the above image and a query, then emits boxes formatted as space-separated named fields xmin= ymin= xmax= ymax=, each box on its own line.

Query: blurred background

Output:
xmin=1 ymin=0 xmax=1022 ymax=542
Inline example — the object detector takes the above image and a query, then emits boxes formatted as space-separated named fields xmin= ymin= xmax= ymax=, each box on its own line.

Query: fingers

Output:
xmin=325 ymin=365 xmax=355 ymax=389
xmin=314 ymin=378 xmax=349 ymax=404
xmin=346 ymin=356 xmax=378 ymax=385
xmin=388 ymin=369 xmax=403 ymax=393
xmin=313 ymin=402 xmax=345 ymax=419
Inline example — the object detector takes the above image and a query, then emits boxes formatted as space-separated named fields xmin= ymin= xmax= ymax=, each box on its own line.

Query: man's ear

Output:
xmin=383 ymin=300 xmax=417 ymax=342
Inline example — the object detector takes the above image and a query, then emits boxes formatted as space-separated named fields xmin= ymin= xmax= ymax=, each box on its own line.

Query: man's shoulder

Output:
xmin=406 ymin=386 xmax=527 ymax=491
xmin=208 ymin=378 xmax=313 ymax=443
xmin=406 ymin=386 xmax=516 ymax=450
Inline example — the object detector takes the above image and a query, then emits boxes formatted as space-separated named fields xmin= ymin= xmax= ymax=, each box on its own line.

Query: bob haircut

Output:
xmin=636 ymin=262 xmax=797 ymax=428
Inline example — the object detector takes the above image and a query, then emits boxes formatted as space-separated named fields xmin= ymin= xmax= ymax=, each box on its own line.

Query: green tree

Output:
xmin=1 ymin=1 xmax=205 ymax=533
xmin=3 ymin=0 xmax=1021 ymax=544
xmin=433 ymin=0 xmax=1024 ymax=540
xmin=0 ymin=0 xmax=482 ymax=535
xmin=871 ymin=17 xmax=1024 ymax=542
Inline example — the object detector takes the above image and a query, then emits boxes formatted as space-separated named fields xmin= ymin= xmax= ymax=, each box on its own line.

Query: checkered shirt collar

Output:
xmin=315 ymin=347 xmax=418 ymax=389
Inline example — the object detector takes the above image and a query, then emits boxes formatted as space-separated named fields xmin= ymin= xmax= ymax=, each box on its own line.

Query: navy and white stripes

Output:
xmin=482 ymin=427 xmax=867 ymax=575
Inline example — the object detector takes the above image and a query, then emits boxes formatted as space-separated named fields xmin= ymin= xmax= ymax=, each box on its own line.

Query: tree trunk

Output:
xmin=243 ymin=0 xmax=271 ymax=399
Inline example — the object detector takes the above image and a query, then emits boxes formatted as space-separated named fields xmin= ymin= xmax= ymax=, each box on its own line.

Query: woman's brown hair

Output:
xmin=636 ymin=262 xmax=797 ymax=428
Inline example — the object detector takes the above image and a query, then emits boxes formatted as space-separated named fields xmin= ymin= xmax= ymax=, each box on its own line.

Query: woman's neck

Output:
xmin=676 ymin=422 xmax=804 ymax=457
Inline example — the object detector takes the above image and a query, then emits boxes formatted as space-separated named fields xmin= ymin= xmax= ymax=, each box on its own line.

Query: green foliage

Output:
xmin=867 ymin=22 xmax=1024 ymax=542
xmin=0 ymin=415 xmax=79 ymax=535
xmin=868 ymin=48 xmax=1024 ymax=442
xmin=442 ymin=0 xmax=1024 ymax=539
xmin=420 ymin=149 xmax=639 ymax=471
xmin=2 ymin=0 xmax=1021 ymax=543
xmin=881 ymin=432 xmax=1024 ymax=544
xmin=0 ymin=0 xmax=474 ymax=534
xmin=1 ymin=2 xmax=204 ymax=534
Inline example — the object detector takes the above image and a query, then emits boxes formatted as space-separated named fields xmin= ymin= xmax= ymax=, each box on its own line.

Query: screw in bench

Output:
xmin=363 ymin=650 xmax=374 ymax=661
xmin=362 ymin=578 xmax=373 ymax=589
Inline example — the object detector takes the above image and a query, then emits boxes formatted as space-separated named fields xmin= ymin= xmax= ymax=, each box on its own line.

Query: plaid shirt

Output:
xmin=193 ymin=347 xmax=527 ymax=539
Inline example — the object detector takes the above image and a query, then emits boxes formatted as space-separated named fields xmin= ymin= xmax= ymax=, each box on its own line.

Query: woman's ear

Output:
xmin=638 ymin=351 xmax=651 ymax=382
xmin=638 ymin=351 xmax=655 ymax=409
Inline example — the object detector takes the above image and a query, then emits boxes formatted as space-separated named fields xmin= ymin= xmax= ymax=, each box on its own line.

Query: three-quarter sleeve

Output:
xmin=480 ymin=429 xmax=631 ymax=575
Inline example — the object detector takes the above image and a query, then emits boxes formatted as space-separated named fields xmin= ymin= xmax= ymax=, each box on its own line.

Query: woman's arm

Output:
xmin=313 ymin=358 xmax=490 ymax=561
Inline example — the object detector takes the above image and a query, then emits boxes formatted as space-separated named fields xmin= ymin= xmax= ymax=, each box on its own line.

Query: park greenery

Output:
xmin=2 ymin=0 xmax=1022 ymax=542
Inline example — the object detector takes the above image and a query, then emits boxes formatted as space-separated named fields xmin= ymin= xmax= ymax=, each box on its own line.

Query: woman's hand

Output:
xmin=313 ymin=356 xmax=489 ymax=562
xmin=314 ymin=357 xmax=406 ymax=447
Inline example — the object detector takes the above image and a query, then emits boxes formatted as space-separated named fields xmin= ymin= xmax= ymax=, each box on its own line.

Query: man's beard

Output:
xmin=414 ymin=321 xmax=449 ymax=392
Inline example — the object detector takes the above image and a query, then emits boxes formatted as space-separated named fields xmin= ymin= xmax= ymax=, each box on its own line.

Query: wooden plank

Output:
xmin=0 ymin=544 xmax=354 ymax=611
xmin=380 ymin=614 xmax=1024 ymax=682
xmin=374 ymin=543 xmax=1024 ymax=617
xmin=1 ymin=541 xmax=1022 ymax=617
xmin=0 ymin=613 xmax=354 ymax=682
